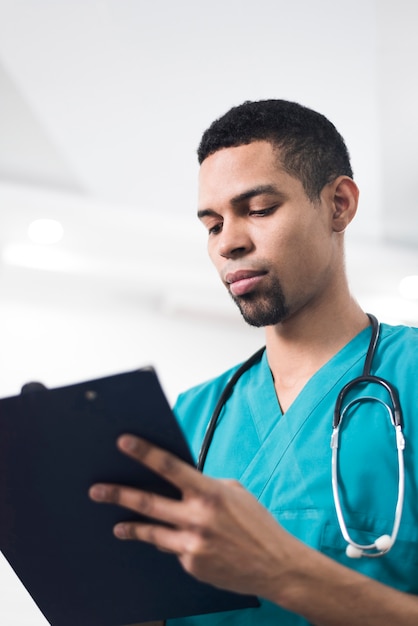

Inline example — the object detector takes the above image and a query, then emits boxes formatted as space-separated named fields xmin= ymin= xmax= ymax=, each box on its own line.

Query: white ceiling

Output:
xmin=0 ymin=0 xmax=417 ymax=325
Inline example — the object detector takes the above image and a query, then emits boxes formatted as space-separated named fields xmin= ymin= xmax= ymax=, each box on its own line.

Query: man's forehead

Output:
xmin=197 ymin=141 xmax=289 ymax=207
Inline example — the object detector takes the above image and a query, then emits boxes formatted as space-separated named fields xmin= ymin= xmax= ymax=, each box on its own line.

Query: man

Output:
xmin=90 ymin=100 xmax=418 ymax=624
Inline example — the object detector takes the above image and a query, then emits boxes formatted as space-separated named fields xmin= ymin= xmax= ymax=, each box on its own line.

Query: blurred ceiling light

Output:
xmin=399 ymin=275 xmax=418 ymax=300
xmin=2 ymin=243 xmax=78 ymax=272
xmin=27 ymin=218 xmax=64 ymax=244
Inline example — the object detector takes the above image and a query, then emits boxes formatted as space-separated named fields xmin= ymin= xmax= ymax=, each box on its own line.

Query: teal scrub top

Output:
xmin=168 ymin=323 xmax=418 ymax=625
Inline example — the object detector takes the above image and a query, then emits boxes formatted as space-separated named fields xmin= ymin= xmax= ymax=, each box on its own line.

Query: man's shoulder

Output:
xmin=380 ymin=322 xmax=418 ymax=349
xmin=378 ymin=322 xmax=418 ymax=375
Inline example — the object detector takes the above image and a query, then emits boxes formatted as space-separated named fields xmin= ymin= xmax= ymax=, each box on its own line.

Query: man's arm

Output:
xmin=89 ymin=434 xmax=418 ymax=626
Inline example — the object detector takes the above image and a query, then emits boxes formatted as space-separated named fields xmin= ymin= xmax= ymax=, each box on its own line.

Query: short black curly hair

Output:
xmin=197 ymin=99 xmax=353 ymax=200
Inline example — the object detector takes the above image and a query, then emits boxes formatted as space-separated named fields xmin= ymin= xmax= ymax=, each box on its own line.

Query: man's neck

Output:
xmin=263 ymin=302 xmax=370 ymax=413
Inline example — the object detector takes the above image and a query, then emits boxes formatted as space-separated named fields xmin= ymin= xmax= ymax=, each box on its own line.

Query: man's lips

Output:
xmin=224 ymin=270 xmax=267 ymax=297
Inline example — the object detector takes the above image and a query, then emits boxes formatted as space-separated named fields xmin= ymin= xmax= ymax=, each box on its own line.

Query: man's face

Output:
xmin=197 ymin=140 xmax=339 ymax=327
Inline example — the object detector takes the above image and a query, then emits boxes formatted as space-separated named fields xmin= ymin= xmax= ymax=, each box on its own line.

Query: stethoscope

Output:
xmin=331 ymin=314 xmax=405 ymax=558
xmin=197 ymin=314 xmax=405 ymax=559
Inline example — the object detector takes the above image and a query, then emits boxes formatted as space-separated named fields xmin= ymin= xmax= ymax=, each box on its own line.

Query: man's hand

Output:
xmin=89 ymin=434 xmax=290 ymax=599
xmin=89 ymin=434 xmax=418 ymax=626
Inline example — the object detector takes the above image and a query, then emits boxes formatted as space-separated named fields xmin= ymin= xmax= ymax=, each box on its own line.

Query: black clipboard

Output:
xmin=0 ymin=368 xmax=259 ymax=625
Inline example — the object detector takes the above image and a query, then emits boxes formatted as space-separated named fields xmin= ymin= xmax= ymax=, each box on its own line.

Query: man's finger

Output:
xmin=113 ymin=520 xmax=188 ymax=556
xmin=116 ymin=434 xmax=210 ymax=493
xmin=89 ymin=483 xmax=187 ymax=526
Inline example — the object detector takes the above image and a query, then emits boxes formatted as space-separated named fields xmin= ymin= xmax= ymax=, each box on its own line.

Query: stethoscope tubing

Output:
xmin=196 ymin=346 xmax=265 ymax=472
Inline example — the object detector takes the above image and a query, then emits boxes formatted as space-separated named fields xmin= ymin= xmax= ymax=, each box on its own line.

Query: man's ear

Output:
xmin=329 ymin=176 xmax=359 ymax=233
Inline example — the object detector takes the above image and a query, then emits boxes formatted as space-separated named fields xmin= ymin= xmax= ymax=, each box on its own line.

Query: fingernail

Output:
xmin=89 ymin=485 xmax=106 ymax=500
xmin=118 ymin=434 xmax=138 ymax=452
xmin=114 ymin=524 xmax=128 ymax=539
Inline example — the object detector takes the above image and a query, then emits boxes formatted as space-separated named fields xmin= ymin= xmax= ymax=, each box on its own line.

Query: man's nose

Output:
xmin=217 ymin=219 xmax=252 ymax=258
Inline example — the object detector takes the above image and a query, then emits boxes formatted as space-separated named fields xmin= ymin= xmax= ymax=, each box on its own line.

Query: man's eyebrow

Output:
xmin=230 ymin=184 xmax=281 ymax=205
xmin=197 ymin=184 xmax=282 ymax=219
xmin=197 ymin=208 xmax=218 ymax=220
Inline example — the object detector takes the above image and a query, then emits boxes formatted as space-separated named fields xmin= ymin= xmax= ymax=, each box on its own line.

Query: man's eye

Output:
xmin=208 ymin=223 xmax=222 ymax=235
xmin=249 ymin=206 xmax=275 ymax=217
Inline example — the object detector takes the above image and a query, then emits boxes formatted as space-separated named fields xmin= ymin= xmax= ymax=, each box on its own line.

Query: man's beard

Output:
xmin=229 ymin=281 xmax=289 ymax=327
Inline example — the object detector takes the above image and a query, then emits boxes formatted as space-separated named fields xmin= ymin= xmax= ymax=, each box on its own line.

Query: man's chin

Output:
xmin=233 ymin=297 xmax=288 ymax=328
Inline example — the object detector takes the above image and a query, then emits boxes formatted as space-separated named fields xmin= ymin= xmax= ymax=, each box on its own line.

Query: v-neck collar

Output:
xmin=240 ymin=325 xmax=373 ymax=495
